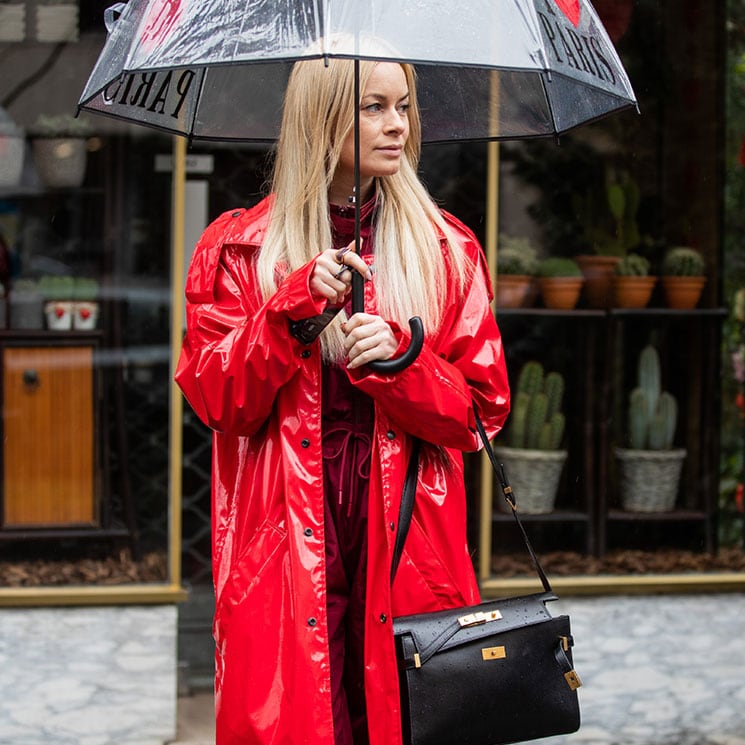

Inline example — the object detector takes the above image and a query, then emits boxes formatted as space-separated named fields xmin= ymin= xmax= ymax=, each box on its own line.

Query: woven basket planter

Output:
xmin=492 ymin=447 xmax=568 ymax=514
xmin=615 ymin=448 xmax=687 ymax=512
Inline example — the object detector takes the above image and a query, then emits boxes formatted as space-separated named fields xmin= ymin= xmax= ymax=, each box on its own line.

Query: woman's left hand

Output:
xmin=342 ymin=313 xmax=398 ymax=370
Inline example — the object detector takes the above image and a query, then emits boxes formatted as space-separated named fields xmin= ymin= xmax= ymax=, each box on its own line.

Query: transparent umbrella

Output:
xmin=79 ymin=0 xmax=637 ymax=370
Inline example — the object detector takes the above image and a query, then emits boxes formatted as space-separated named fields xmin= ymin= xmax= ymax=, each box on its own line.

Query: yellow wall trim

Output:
xmin=480 ymin=572 xmax=745 ymax=597
xmin=0 ymin=583 xmax=188 ymax=608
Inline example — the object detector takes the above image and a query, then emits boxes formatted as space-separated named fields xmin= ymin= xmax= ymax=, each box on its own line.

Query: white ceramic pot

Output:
xmin=73 ymin=301 xmax=99 ymax=330
xmin=45 ymin=301 xmax=74 ymax=330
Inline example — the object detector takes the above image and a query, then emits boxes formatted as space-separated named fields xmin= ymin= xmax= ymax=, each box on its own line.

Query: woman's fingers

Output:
xmin=309 ymin=240 xmax=371 ymax=305
xmin=342 ymin=313 xmax=398 ymax=369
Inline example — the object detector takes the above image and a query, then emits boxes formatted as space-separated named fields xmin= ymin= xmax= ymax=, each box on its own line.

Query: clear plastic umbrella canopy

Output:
xmin=79 ymin=0 xmax=637 ymax=144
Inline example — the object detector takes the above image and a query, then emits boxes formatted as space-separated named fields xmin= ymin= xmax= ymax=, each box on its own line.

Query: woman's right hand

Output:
xmin=309 ymin=240 xmax=372 ymax=306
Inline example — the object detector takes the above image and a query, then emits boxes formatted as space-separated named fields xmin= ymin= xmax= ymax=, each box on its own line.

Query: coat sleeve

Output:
xmin=349 ymin=228 xmax=510 ymax=451
xmin=175 ymin=241 xmax=326 ymax=435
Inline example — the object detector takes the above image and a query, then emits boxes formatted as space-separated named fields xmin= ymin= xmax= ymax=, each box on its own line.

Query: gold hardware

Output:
xmin=503 ymin=486 xmax=513 ymax=495
xmin=564 ymin=670 xmax=582 ymax=691
xmin=458 ymin=610 xmax=502 ymax=627
xmin=481 ymin=646 xmax=506 ymax=661
xmin=560 ymin=636 xmax=570 ymax=652
xmin=413 ymin=653 xmax=421 ymax=669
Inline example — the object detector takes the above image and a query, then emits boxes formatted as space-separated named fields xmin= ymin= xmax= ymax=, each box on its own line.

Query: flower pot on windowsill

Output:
xmin=73 ymin=301 xmax=99 ymax=330
xmin=661 ymin=276 xmax=706 ymax=310
xmin=496 ymin=275 xmax=533 ymax=308
xmin=538 ymin=277 xmax=584 ymax=310
xmin=493 ymin=447 xmax=568 ymax=514
xmin=615 ymin=447 xmax=687 ymax=512
xmin=612 ymin=275 xmax=657 ymax=309
xmin=574 ymin=255 xmax=621 ymax=308
xmin=45 ymin=301 xmax=74 ymax=330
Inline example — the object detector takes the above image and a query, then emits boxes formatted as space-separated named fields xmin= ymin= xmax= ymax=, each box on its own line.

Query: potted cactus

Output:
xmin=493 ymin=360 xmax=568 ymax=513
xmin=615 ymin=345 xmax=686 ymax=512
xmin=72 ymin=277 xmax=100 ymax=330
xmin=575 ymin=169 xmax=640 ymax=308
xmin=39 ymin=275 xmax=76 ymax=329
xmin=611 ymin=253 xmax=656 ymax=308
xmin=496 ymin=235 xmax=538 ymax=308
xmin=536 ymin=257 xmax=584 ymax=310
xmin=660 ymin=246 xmax=706 ymax=309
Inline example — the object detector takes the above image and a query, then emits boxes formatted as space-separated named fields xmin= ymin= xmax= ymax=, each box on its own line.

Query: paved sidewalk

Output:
xmin=172 ymin=593 xmax=745 ymax=745
xmin=172 ymin=691 xmax=214 ymax=745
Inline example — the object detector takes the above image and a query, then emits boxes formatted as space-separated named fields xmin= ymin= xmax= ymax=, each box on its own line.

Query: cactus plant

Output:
xmin=537 ymin=257 xmax=582 ymax=278
xmin=614 ymin=253 xmax=650 ymax=276
xmin=497 ymin=235 xmax=539 ymax=276
xmin=626 ymin=345 xmax=678 ymax=450
xmin=661 ymin=246 xmax=705 ymax=277
xmin=507 ymin=361 xmax=566 ymax=450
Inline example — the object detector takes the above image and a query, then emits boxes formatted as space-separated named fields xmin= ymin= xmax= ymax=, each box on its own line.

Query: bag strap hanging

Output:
xmin=392 ymin=411 xmax=553 ymax=595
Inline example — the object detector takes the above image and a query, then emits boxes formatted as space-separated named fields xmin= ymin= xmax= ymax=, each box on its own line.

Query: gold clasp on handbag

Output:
xmin=564 ymin=670 xmax=582 ymax=691
xmin=481 ymin=646 xmax=506 ymax=661
xmin=458 ymin=610 xmax=502 ymax=628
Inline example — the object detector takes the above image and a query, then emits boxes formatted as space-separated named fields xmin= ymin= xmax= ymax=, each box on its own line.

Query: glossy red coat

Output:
xmin=175 ymin=195 xmax=510 ymax=745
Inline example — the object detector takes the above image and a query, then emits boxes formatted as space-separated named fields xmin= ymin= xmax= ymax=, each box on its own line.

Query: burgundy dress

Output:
xmin=322 ymin=197 xmax=377 ymax=745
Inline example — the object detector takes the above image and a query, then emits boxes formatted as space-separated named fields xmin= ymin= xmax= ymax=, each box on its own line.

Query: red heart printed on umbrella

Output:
xmin=54 ymin=307 xmax=65 ymax=319
xmin=554 ymin=0 xmax=581 ymax=27
xmin=80 ymin=308 xmax=91 ymax=320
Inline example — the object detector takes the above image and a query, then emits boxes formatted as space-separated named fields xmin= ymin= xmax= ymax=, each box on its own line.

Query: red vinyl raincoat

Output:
xmin=175 ymin=195 xmax=510 ymax=745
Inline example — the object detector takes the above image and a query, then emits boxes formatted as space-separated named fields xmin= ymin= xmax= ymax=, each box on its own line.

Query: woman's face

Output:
xmin=333 ymin=63 xmax=410 ymax=199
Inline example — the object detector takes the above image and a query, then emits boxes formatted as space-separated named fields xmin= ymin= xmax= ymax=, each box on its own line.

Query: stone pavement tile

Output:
xmin=170 ymin=690 xmax=215 ymax=745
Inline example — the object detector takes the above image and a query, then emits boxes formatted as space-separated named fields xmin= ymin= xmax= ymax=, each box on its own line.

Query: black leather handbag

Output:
xmin=392 ymin=414 xmax=582 ymax=745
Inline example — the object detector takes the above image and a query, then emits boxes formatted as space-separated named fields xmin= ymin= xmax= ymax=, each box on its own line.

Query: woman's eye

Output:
xmin=364 ymin=103 xmax=382 ymax=112
xmin=398 ymin=103 xmax=410 ymax=114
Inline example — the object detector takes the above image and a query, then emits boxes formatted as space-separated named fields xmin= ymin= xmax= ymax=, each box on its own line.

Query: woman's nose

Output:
xmin=384 ymin=107 xmax=405 ymax=132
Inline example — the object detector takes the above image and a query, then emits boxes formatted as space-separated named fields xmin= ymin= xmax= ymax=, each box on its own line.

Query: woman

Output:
xmin=175 ymin=56 xmax=510 ymax=745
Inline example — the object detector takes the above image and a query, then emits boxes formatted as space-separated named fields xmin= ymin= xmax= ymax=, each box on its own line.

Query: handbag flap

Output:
xmin=393 ymin=592 xmax=559 ymax=666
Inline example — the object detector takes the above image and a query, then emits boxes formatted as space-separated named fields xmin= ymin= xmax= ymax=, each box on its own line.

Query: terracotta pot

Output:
xmin=574 ymin=255 xmax=621 ymax=308
xmin=538 ymin=277 xmax=584 ymax=310
xmin=612 ymin=276 xmax=657 ymax=309
xmin=661 ymin=276 xmax=706 ymax=310
xmin=496 ymin=275 xmax=533 ymax=308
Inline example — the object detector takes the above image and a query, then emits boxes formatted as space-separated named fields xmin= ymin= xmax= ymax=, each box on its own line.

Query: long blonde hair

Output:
xmin=258 ymin=56 xmax=470 ymax=362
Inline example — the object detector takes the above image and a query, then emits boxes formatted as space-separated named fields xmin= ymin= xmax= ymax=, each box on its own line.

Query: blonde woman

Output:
xmin=176 ymin=57 xmax=510 ymax=745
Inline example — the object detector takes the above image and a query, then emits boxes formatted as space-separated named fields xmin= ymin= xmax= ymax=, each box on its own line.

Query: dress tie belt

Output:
xmin=323 ymin=426 xmax=372 ymax=517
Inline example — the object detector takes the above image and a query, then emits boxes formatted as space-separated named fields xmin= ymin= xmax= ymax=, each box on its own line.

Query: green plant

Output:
xmin=38 ymin=275 xmax=75 ymax=301
xmin=507 ymin=361 xmax=566 ymax=450
xmin=614 ymin=253 xmax=651 ymax=276
xmin=537 ymin=257 xmax=582 ymax=278
xmin=661 ymin=246 xmax=705 ymax=276
xmin=627 ymin=345 xmax=678 ymax=450
xmin=73 ymin=277 xmax=99 ymax=301
xmin=497 ymin=235 xmax=538 ymax=275
xmin=31 ymin=113 xmax=92 ymax=138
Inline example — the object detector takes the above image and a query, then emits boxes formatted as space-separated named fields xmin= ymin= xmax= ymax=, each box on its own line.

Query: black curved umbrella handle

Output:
xmin=351 ymin=271 xmax=423 ymax=373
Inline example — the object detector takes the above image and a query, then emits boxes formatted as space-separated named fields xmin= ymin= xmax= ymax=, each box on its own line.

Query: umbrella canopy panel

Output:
xmin=80 ymin=0 xmax=637 ymax=143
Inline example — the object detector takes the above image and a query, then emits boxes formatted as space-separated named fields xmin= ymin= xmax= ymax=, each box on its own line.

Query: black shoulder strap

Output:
xmin=390 ymin=438 xmax=421 ymax=584
xmin=391 ymin=412 xmax=553 ymax=594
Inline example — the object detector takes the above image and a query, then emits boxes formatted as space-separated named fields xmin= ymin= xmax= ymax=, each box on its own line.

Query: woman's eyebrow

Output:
xmin=362 ymin=91 xmax=411 ymax=102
